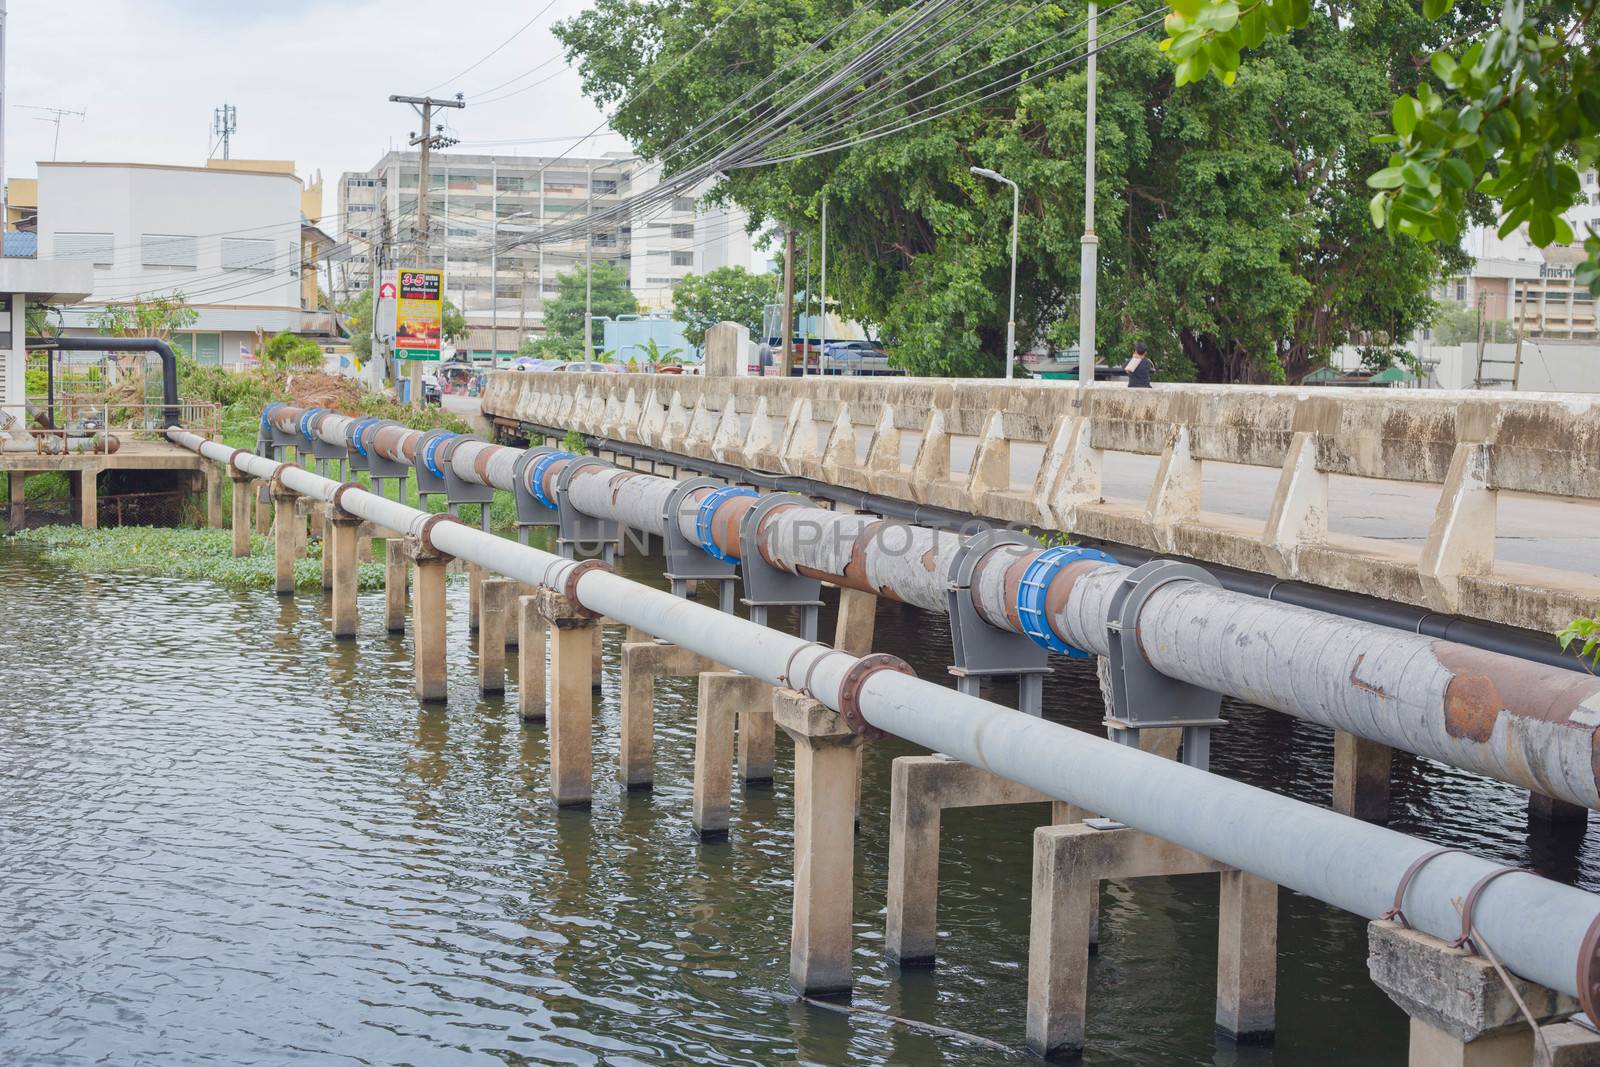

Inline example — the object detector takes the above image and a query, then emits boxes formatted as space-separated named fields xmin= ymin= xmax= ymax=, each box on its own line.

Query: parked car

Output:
xmin=511 ymin=356 xmax=558 ymax=372
xmin=551 ymin=361 xmax=618 ymax=374
xmin=821 ymin=339 xmax=886 ymax=361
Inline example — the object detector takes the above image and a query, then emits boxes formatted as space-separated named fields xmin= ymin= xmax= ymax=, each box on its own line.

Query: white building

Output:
xmin=37 ymin=162 xmax=332 ymax=365
xmin=336 ymin=151 xmax=754 ymax=358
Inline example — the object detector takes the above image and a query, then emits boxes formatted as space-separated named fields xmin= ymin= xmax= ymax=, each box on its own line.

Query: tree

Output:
xmin=441 ymin=296 xmax=469 ymax=344
xmin=89 ymin=291 xmax=199 ymax=339
xmin=544 ymin=263 xmax=639 ymax=342
xmin=671 ymin=266 xmax=776 ymax=345
xmin=1164 ymin=0 xmax=1600 ymax=295
xmin=555 ymin=0 xmax=1468 ymax=381
xmin=1429 ymin=300 xmax=1516 ymax=345
xmin=637 ymin=337 xmax=686 ymax=367
xmin=258 ymin=331 xmax=325 ymax=372
xmin=517 ymin=334 xmax=582 ymax=360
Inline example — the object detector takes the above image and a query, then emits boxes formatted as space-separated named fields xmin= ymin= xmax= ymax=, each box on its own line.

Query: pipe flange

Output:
xmin=562 ymin=558 xmax=612 ymax=618
xmin=416 ymin=512 xmax=463 ymax=559
xmin=330 ymin=480 xmax=366 ymax=517
xmin=1579 ymin=913 xmax=1600 ymax=1025
xmin=266 ymin=464 xmax=295 ymax=499
xmin=836 ymin=653 xmax=915 ymax=741
xmin=1016 ymin=545 xmax=1118 ymax=657
xmin=226 ymin=448 xmax=252 ymax=477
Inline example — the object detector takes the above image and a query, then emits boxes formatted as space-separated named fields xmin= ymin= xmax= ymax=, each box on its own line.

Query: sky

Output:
xmin=6 ymin=0 xmax=622 ymax=206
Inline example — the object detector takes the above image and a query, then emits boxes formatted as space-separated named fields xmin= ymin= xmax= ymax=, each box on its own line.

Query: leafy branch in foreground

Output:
xmin=1558 ymin=614 xmax=1600 ymax=671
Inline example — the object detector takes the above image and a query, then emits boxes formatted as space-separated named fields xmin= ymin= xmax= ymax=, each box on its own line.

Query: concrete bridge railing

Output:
xmin=481 ymin=373 xmax=1600 ymax=636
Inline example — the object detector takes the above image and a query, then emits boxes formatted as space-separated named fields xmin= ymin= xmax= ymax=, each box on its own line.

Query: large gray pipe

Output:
xmin=260 ymin=405 xmax=1600 ymax=812
xmin=168 ymin=425 xmax=1600 ymax=1019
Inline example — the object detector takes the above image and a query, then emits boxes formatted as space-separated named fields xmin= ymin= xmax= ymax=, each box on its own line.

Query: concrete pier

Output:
xmin=467 ymin=564 xmax=482 ymax=631
xmin=693 ymin=672 xmax=772 ymax=837
xmin=1368 ymin=920 xmax=1593 ymax=1067
xmin=255 ymin=483 xmax=272 ymax=536
xmin=409 ymin=547 xmax=449 ymax=702
xmin=885 ymin=755 xmax=1055 ymax=967
xmin=272 ymin=486 xmax=298 ymax=596
xmin=538 ymin=586 xmax=597 ymax=807
xmin=518 ymin=594 xmax=547 ymax=722
xmin=618 ymin=640 xmax=718 ymax=790
xmin=383 ymin=539 xmax=408 ymax=633
xmin=1334 ymin=730 xmax=1393 ymax=823
xmin=204 ymin=465 xmax=223 ymax=529
xmin=328 ymin=511 xmax=361 ymax=639
xmin=774 ymin=687 xmax=863 ymax=996
xmin=478 ymin=578 xmax=511 ymax=694
xmin=320 ymin=506 xmax=335 ymax=592
xmin=229 ymin=472 xmax=252 ymax=557
xmin=1026 ymin=824 xmax=1279 ymax=1057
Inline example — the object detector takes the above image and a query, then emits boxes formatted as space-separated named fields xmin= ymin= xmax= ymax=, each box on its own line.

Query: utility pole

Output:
xmin=491 ymin=160 xmax=499 ymax=369
xmin=212 ymin=103 xmax=237 ymax=160
xmin=1 ymin=1 xmax=10 ymax=234
xmin=518 ymin=263 xmax=528 ymax=353
xmin=388 ymin=92 xmax=463 ymax=406
xmin=372 ymin=193 xmax=389 ymax=390
xmin=803 ymin=235 xmax=812 ymax=375
xmin=780 ymin=228 xmax=796 ymax=377
xmin=1077 ymin=1 xmax=1099 ymax=398
xmin=584 ymin=163 xmax=595 ymax=361
xmin=19 ymin=105 xmax=84 ymax=162
xmin=820 ymin=193 xmax=829 ymax=377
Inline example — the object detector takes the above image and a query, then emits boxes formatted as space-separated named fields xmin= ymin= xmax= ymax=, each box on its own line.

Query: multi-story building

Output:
xmin=336 ymin=151 xmax=753 ymax=357
xmin=36 ymin=161 xmax=334 ymax=364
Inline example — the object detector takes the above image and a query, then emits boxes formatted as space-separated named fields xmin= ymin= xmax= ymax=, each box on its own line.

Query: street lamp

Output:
xmin=971 ymin=166 xmax=1019 ymax=380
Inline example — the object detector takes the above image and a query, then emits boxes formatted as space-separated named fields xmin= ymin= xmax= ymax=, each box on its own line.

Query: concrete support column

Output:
xmin=320 ymin=507 xmax=336 ymax=592
xmin=518 ymin=594 xmax=548 ymax=722
xmin=537 ymin=587 xmax=597 ymax=807
xmin=1025 ymin=824 xmax=1277 ymax=1058
xmin=1333 ymin=730 xmax=1393 ymax=823
xmin=478 ymin=578 xmax=512 ymax=694
xmin=738 ymin=694 xmax=776 ymax=783
xmin=834 ymin=588 xmax=878 ymax=655
xmin=468 ymin=564 xmax=483 ymax=631
xmin=774 ymin=687 xmax=864 ymax=996
xmin=1368 ymin=920 xmax=1587 ymax=1067
xmin=80 ymin=468 xmax=99 ymax=530
xmin=693 ymin=672 xmax=771 ymax=837
xmin=8 ymin=471 xmax=25 ymax=530
xmin=272 ymin=490 xmax=299 ymax=596
xmin=204 ymin=464 xmax=223 ymax=529
xmin=618 ymin=641 xmax=717 ymax=790
xmin=229 ymin=473 xmax=253 ymax=557
xmin=885 ymin=755 xmax=1054 ymax=967
xmin=307 ymin=497 xmax=325 ymax=542
xmin=255 ymin=484 xmax=272 ymax=536
xmin=383 ymin=539 xmax=408 ymax=633
xmin=328 ymin=512 xmax=362 ymax=639
xmin=592 ymin=625 xmax=604 ymax=685
xmin=409 ymin=549 xmax=450 ymax=702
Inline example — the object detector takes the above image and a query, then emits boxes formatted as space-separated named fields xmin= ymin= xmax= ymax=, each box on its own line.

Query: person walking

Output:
xmin=1124 ymin=341 xmax=1153 ymax=388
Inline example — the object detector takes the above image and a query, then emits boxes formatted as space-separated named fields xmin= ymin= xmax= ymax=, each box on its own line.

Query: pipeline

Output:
xmin=170 ymin=423 xmax=1600 ymax=1019
xmin=261 ymin=404 xmax=1600 ymax=812
xmin=28 ymin=336 xmax=182 ymax=428
xmin=0 ymin=410 xmax=119 ymax=453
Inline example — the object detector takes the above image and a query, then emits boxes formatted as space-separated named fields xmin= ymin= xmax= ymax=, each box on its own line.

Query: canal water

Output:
xmin=3 ymin=536 xmax=1597 ymax=1066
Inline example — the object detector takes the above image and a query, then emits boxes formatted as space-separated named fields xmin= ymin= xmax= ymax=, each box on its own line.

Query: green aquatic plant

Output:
xmin=9 ymin=525 xmax=386 ymax=593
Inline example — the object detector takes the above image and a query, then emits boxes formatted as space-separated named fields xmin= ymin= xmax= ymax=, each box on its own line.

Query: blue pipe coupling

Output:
xmin=297 ymin=407 xmax=325 ymax=443
xmin=422 ymin=432 xmax=459 ymax=479
xmin=350 ymin=417 xmax=382 ymax=458
xmin=261 ymin=401 xmax=286 ymax=432
xmin=1015 ymin=545 xmax=1117 ymax=657
xmin=695 ymin=486 xmax=758 ymax=562
xmin=526 ymin=451 xmax=575 ymax=510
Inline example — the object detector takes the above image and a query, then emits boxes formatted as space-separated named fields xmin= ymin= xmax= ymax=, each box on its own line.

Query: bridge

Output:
xmin=145 ymin=388 xmax=1600 ymax=1066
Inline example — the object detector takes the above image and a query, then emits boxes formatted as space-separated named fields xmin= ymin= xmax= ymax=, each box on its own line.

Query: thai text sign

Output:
xmin=394 ymin=268 xmax=443 ymax=361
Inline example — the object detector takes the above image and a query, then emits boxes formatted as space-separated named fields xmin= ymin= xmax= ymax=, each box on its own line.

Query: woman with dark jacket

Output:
xmin=1125 ymin=341 xmax=1153 ymax=388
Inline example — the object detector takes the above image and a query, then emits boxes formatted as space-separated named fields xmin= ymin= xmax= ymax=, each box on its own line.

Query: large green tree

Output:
xmin=672 ymin=266 xmax=777 ymax=345
xmin=555 ymin=0 xmax=1472 ymax=382
xmin=1166 ymin=0 xmax=1599 ymax=293
xmin=544 ymin=263 xmax=640 ymax=343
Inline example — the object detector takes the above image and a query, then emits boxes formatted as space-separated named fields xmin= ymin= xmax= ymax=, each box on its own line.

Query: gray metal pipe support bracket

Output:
xmin=1104 ymin=559 xmax=1226 ymax=770
xmin=662 ymin=477 xmax=739 ymax=583
xmin=434 ymin=436 xmax=494 ymax=532
xmin=738 ymin=492 xmax=823 ymax=641
xmin=945 ymin=528 xmax=1050 ymax=716
xmin=412 ymin=427 xmax=454 ymax=504
xmin=555 ymin=456 xmax=619 ymax=563
xmin=362 ymin=422 xmax=412 ymax=481
xmin=510 ymin=447 xmax=560 ymax=546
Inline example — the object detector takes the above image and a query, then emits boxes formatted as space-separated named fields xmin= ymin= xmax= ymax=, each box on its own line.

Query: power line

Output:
xmin=423 ymin=1 xmax=562 ymax=95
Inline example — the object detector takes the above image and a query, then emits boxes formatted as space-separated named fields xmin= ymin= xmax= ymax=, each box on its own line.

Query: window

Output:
xmin=672 ymin=196 xmax=697 ymax=213
xmin=497 ymin=175 xmax=526 ymax=193
xmin=671 ymin=251 xmax=694 ymax=267
xmin=193 ymin=333 xmax=222 ymax=366
xmin=671 ymin=224 xmax=694 ymax=240
xmin=592 ymin=178 xmax=618 ymax=195
xmin=593 ymin=232 xmax=616 ymax=247
xmin=142 ymin=233 xmax=198 ymax=269
xmin=55 ymin=231 xmax=114 ymax=267
xmin=646 ymin=276 xmax=674 ymax=285
xmin=349 ymin=203 xmax=374 ymax=213
xmin=221 ymin=237 xmax=274 ymax=271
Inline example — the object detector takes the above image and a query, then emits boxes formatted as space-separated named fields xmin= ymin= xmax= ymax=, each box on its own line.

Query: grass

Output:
xmin=10 ymin=524 xmax=386 ymax=593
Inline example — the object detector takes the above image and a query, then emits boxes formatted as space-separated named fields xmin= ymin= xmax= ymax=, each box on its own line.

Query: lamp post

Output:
xmin=971 ymin=166 xmax=1019 ymax=380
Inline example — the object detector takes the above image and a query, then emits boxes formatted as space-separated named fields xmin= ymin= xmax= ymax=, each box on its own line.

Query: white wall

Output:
xmin=1424 ymin=341 xmax=1600 ymax=392
xmin=39 ymin=163 xmax=304 ymax=336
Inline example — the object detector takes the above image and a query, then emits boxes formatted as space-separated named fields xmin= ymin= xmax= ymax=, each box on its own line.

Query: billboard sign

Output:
xmin=376 ymin=269 xmax=398 ymax=344
xmin=394 ymin=267 xmax=443 ymax=361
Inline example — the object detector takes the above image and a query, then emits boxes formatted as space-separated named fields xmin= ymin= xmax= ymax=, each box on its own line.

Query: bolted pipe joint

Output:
xmin=527 ymin=451 xmax=576 ymax=510
xmin=1014 ymin=545 xmax=1117 ymax=656
xmin=836 ymin=653 xmax=916 ymax=741
xmin=329 ymin=481 xmax=368 ymax=524
xmin=560 ymin=558 xmax=613 ymax=619
xmin=412 ymin=513 xmax=464 ymax=561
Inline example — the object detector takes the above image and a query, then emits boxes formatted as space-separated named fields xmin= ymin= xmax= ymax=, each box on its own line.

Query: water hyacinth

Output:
xmin=9 ymin=525 xmax=387 ymax=593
